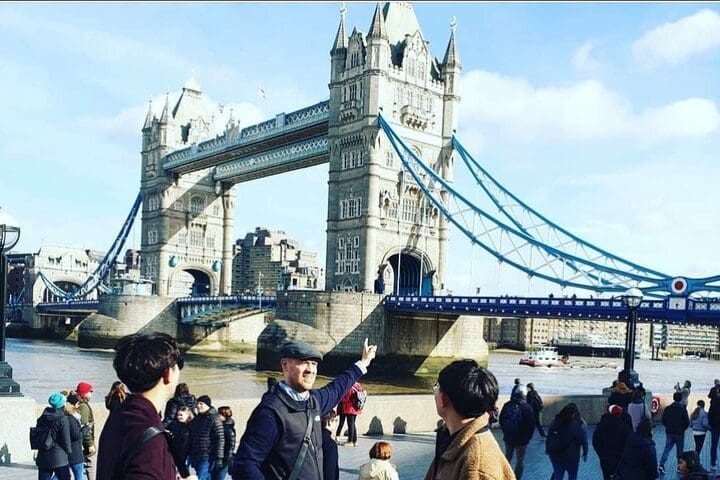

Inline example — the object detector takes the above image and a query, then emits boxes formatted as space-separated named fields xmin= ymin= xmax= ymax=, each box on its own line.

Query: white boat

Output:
xmin=519 ymin=346 xmax=566 ymax=367
xmin=672 ymin=354 xmax=702 ymax=361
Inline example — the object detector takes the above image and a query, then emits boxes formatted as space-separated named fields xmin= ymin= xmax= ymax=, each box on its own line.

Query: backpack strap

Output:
xmin=114 ymin=426 xmax=167 ymax=479
xmin=287 ymin=405 xmax=315 ymax=480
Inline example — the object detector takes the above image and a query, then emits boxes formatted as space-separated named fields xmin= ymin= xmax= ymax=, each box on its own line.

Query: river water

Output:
xmin=7 ymin=338 xmax=719 ymax=401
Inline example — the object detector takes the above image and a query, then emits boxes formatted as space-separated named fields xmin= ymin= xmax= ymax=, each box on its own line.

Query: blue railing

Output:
xmin=176 ymin=295 xmax=277 ymax=320
xmin=36 ymin=300 xmax=100 ymax=313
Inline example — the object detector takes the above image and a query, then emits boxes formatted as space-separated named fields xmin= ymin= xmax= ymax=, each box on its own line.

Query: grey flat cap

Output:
xmin=279 ymin=339 xmax=323 ymax=362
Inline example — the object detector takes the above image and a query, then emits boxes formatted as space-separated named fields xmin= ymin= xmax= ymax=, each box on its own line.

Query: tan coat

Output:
xmin=424 ymin=415 xmax=516 ymax=480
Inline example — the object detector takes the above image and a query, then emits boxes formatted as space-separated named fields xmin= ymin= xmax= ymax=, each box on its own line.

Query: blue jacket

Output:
xmin=546 ymin=418 xmax=588 ymax=461
xmin=615 ymin=432 xmax=658 ymax=480
xmin=499 ymin=399 xmax=535 ymax=446
xmin=233 ymin=363 xmax=363 ymax=480
xmin=662 ymin=401 xmax=689 ymax=435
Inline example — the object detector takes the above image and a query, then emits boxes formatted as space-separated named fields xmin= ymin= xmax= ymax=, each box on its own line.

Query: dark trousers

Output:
xmin=694 ymin=433 xmax=707 ymax=454
xmin=346 ymin=415 xmax=357 ymax=443
xmin=659 ymin=433 xmax=684 ymax=466
xmin=533 ymin=409 xmax=545 ymax=437
xmin=504 ymin=441 xmax=528 ymax=479
xmin=38 ymin=466 xmax=71 ymax=480
xmin=336 ymin=414 xmax=346 ymax=437
xmin=599 ymin=458 xmax=618 ymax=480
xmin=550 ymin=457 xmax=580 ymax=480
xmin=711 ymin=426 xmax=720 ymax=466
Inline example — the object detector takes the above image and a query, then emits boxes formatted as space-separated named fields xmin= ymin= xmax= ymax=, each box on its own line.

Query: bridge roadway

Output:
xmin=31 ymin=294 xmax=720 ymax=325
xmin=161 ymin=100 xmax=330 ymax=183
xmin=385 ymin=294 xmax=720 ymax=325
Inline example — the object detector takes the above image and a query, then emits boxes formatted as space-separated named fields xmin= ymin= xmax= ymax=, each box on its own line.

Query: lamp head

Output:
xmin=0 ymin=209 xmax=21 ymax=252
xmin=623 ymin=287 xmax=643 ymax=309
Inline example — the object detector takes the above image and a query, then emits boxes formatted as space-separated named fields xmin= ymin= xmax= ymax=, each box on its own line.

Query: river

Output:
xmin=6 ymin=338 xmax=719 ymax=400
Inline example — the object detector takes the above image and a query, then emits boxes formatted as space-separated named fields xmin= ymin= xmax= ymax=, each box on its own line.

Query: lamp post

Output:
xmin=0 ymin=209 xmax=22 ymax=396
xmin=619 ymin=287 xmax=643 ymax=389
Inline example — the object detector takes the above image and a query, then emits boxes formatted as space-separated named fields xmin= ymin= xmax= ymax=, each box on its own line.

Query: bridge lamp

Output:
xmin=619 ymin=287 xmax=643 ymax=390
xmin=0 ymin=209 xmax=22 ymax=396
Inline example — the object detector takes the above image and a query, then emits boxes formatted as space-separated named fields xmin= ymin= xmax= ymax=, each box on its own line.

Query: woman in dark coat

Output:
xmin=546 ymin=402 xmax=588 ymax=480
xmin=65 ymin=393 xmax=86 ymax=480
xmin=35 ymin=392 xmax=72 ymax=480
xmin=163 ymin=382 xmax=198 ymax=427
xmin=592 ymin=404 xmax=633 ymax=480
xmin=216 ymin=406 xmax=237 ymax=480
xmin=615 ymin=417 xmax=659 ymax=480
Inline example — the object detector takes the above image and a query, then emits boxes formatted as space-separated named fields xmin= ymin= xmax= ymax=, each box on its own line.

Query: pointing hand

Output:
xmin=360 ymin=337 xmax=378 ymax=368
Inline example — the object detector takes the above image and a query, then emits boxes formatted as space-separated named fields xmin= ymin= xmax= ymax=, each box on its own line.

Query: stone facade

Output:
xmin=140 ymin=79 xmax=236 ymax=297
xmin=231 ymin=227 xmax=324 ymax=295
xmin=325 ymin=3 xmax=460 ymax=295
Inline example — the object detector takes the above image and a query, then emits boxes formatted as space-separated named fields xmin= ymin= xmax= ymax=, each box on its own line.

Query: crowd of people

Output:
xmin=27 ymin=332 xmax=720 ymax=480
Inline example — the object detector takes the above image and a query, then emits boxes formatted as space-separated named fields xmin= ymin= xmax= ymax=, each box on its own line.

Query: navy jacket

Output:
xmin=662 ymin=401 xmax=689 ymax=435
xmin=615 ymin=432 xmax=658 ymax=480
xmin=233 ymin=363 xmax=363 ymax=480
xmin=546 ymin=418 xmax=588 ymax=461
xmin=322 ymin=428 xmax=339 ymax=480
xmin=592 ymin=413 xmax=632 ymax=464
xmin=499 ymin=399 xmax=535 ymax=445
xmin=35 ymin=407 xmax=72 ymax=470
xmin=67 ymin=413 xmax=85 ymax=465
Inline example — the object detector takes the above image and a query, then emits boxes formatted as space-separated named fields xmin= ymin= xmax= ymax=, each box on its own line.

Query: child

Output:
xmin=166 ymin=405 xmax=194 ymax=479
xmin=217 ymin=406 xmax=236 ymax=480
xmin=358 ymin=441 xmax=399 ymax=480
xmin=322 ymin=411 xmax=340 ymax=480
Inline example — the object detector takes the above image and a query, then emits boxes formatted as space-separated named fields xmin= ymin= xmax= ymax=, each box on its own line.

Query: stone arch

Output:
xmin=379 ymin=247 xmax=434 ymax=296
xmin=168 ymin=264 xmax=216 ymax=297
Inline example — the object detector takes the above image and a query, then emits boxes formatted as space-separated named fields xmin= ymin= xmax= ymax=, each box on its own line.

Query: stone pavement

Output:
xmin=0 ymin=425 xmax=712 ymax=479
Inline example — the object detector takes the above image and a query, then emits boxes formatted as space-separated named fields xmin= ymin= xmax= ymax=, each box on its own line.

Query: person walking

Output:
xmin=659 ymin=391 xmax=691 ymax=475
xmin=678 ymin=450 xmax=712 ymax=480
xmin=511 ymin=378 xmax=522 ymax=397
xmin=545 ymin=402 xmax=588 ymax=480
xmin=338 ymin=382 xmax=365 ymax=446
xmin=66 ymin=392 xmax=87 ymax=480
xmin=104 ymin=381 xmax=127 ymax=412
xmin=233 ymin=338 xmax=377 ymax=480
xmin=75 ymin=381 xmax=95 ymax=480
xmin=708 ymin=379 xmax=720 ymax=471
xmin=322 ymin=411 xmax=340 ymax=480
xmin=96 ymin=332 xmax=193 ymax=480
xmin=163 ymin=383 xmax=198 ymax=427
xmin=592 ymin=404 xmax=632 ymax=480
xmin=188 ymin=395 xmax=225 ymax=480
xmin=167 ymin=406 xmax=194 ymax=479
xmin=35 ymin=392 xmax=72 ymax=480
xmin=526 ymin=383 xmax=546 ymax=439
xmin=424 ymin=359 xmax=514 ymax=480
xmin=676 ymin=380 xmax=692 ymax=407
xmin=216 ymin=406 xmax=236 ymax=480
xmin=627 ymin=387 xmax=651 ymax=432
xmin=615 ymin=417 xmax=658 ymax=480
xmin=691 ymin=400 xmax=711 ymax=455
xmin=499 ymin=385 xmax=535 ymax=479
xmin=358 ymin=441 xmax=399 ymax=480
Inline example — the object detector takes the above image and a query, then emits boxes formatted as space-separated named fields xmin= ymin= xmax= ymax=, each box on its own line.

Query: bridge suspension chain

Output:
xmin=378 ymin=114 xmax=670 ymax=295
xmin=38 ymin=192 xmax=142 ymax=300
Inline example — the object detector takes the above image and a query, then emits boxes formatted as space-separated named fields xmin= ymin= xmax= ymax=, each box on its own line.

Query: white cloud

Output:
xmin=572 ymin=40 xmax=604 ymax=75
xmin=459 ymin=70 xmax=720 ymax=144
xmin=632 ymin=9 xmax=720 ymax=69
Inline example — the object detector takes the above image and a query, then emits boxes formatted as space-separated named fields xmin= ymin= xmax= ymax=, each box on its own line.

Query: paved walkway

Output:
xmin=0 ymin=426 xmax=713 ymax=479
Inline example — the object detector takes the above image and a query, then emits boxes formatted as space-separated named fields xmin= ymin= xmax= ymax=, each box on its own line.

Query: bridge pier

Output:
xmin=259 ymin=291 xmax=488 ymax=375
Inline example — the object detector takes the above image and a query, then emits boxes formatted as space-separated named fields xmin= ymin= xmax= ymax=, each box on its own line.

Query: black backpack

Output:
xmin=29 ymin=419 xmax=54 ymax=451
xmin=546 ymin=423 xmax=572 ymax=456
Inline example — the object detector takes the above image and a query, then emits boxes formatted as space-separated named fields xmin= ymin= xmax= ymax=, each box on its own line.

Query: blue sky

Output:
xmin=2 ymin=2 xmax=719 ymax=297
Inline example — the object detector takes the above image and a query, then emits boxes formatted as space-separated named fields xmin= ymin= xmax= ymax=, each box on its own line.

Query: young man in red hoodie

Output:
xmin=97 ymin=332 xmax=196 ymax=480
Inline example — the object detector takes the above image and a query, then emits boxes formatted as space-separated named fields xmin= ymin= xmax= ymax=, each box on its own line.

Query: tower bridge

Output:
xmin=24 ymin=2 xmax=720 ymax=371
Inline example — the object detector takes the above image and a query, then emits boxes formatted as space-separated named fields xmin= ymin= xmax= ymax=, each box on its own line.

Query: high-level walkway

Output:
xmin=0 ymin=425 xmax=706 ymax=479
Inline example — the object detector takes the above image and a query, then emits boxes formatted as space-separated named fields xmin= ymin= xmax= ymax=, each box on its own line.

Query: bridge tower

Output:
xmin=326 ymin=2 xmax=460 ymax=295
xmin=140 ymin=78 xmax=235 ymax=297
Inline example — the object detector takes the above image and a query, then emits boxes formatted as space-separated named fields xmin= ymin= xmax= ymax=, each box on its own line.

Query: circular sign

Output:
xmin=671 ymin=277 xmax=687 ymax=294
xmin=169 ymin=255 xmax=179 ymax=268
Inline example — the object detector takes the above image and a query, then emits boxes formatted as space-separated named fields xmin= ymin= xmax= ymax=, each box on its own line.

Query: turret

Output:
xmin=142 ymin=99 xmax=154 ymax=148
xmin=158 ymin=92 xmax=171 ymax=146
xmin=441 ymin=17 xmax=461 ymax=96
xmin=366 ymin=3 xmax=390 ymax=70
xmin=330 ymin=3 xmax=348 ymax=81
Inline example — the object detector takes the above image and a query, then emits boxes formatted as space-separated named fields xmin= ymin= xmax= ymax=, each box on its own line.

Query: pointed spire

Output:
xmin=159 ymin=92 xmax=170 ymax=124
xmin=142 ymin=99 xmax=154 ymax=130
xmin=331 ymin=2 xmax=348 ymax=53
xmin=443 ymin=17 xmax=460 ymax=68
xmin=367 ymin=2 xmax=387 ymax=40
xmin=184 ymin=69 xmax=202 ymax=92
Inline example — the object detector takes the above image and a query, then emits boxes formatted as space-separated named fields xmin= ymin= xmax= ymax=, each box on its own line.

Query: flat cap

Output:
xmin=279 ymin=339 xmax=323 ymax=362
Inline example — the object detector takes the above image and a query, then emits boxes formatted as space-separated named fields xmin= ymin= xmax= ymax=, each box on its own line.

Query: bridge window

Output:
xmin=339 ymin=196 xmax=362 ymax=219
xmin=147 ymin=195 xmax=159 ymax=211
xmin=173 ymin=200 xmax=184 ymax=211
xmin=212 ymin=204 xmax=220 ymax=216
xmin=190 ymin=229 xmax=204 ymax=247
xmin=401 ymin=197 xmax=417 ymax=222
xmin=178 ymin=231 xmax=187 ymax=245
xmin=386 ymin=151 xmax=394 ymax=167
xmin=335 ymin=235 xmax=360 ymax=275
xmin=349 ymin=84 xmax=357 ymax=100
xmin=388 ymin=201 xmax=398 ymax=219
xmin=148 ymin=229 xmax=159 ymax=245
xmin=190 ymin=196 xmax=205 ymax=214
xmin=206 ymin=235 xmax=215 ymax=249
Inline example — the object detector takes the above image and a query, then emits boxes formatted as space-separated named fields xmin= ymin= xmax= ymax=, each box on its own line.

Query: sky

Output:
xmin=2 ymin=1 xmax=719 ymax=297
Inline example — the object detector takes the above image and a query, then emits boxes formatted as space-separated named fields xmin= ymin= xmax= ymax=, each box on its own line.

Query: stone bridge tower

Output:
xmin=140 ymin=78 xmax=235 ymax=297
xmin=326 ymin=2 xmax=460 ymax=295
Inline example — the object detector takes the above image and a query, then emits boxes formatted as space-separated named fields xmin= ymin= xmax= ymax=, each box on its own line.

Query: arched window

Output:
xmin=190 ymin=196 xmax=205 ymax=214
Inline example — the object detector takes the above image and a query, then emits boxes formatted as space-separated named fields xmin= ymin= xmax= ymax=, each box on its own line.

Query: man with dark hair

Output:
xmin=526 ymin=383 xmax=546 ymax=439
xmin=499 ymin=385 xmax=535 ymax=479
xmin=425 ymin=359 xmax=514 ymax=480
xmin=659 ymin=391 xmax=691 ymax=475
xmin=97 ymin=332 xmax=195 ymax=480
xmin=233 ymin=337 xmax=377 ymax=480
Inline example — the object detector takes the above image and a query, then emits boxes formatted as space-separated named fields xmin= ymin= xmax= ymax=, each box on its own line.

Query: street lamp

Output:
xmin=0 ymin=209 xmax=22 ymax=396
xmin=619 ymin=287 xmax=643 ymax=390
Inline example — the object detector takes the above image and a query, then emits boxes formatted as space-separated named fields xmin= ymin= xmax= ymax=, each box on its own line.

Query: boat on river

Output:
xmin=519 ymin=346 xmax=567 ymax=367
